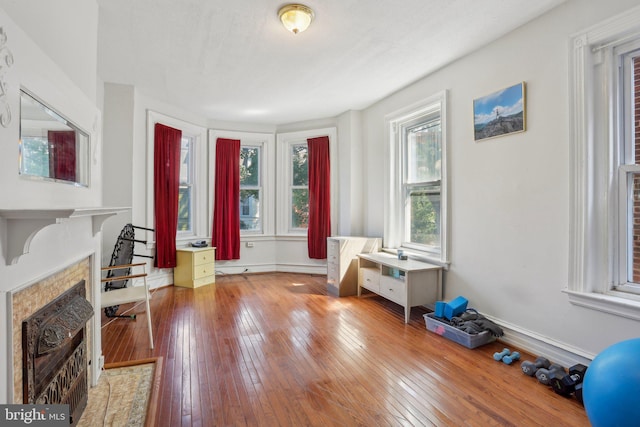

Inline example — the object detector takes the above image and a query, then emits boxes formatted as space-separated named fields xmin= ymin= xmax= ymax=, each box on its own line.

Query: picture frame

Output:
xmin=473 ymin=82 xmax=526 ymax=141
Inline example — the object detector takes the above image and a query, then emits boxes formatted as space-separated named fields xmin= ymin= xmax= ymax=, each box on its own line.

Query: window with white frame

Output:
xmin=290 ymin=143 xmax=309 ymax=231
xmin=567 ymin=6 xmax=640 ymax=318
xmin=240 ymin=145 xmax=262 ymax=233
xmin=276 ymin=128 xmax=336 ymax=236
xmin=209 ymin=130 xmax=275 ymax=237
xmin=386 ymin=92 xmax=448 ymax=264
xmin=404 ymin=116 xmax=442 ymax=251
xmin=178 ymin=135 xmax=194 ymax=234
xmin=616 ymin=43 xmax=640 ymax=296
xmin=147 ymin=111 xmax=208 ymax=244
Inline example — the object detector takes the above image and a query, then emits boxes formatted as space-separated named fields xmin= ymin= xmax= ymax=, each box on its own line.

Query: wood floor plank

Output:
xmin=101 ymin=272 xmax=589 ymax=426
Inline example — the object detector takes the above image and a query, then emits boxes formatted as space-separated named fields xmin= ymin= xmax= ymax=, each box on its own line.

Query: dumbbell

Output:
xmin=493 ymin=348 xmax=511 ymax=361
xmin=550 ymin=364 xmax=588 ymax=396
xmin=574 ymin=382 xmax=584 ymax=405
xmin=503 ymin=351 xmax=521 ymax=365
xmin=521 ymin=357 xmax=551 ymax=376
xmin=535 ymin=364 xmax=565 ymax=385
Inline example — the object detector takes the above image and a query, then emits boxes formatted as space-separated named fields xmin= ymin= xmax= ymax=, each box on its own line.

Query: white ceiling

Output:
xmin=97 ymin=0 xmax=565 ymax=125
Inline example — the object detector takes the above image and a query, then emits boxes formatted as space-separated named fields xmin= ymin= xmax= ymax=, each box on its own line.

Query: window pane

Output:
xmin=21 ymin=137 xmax=50 ymax=177
xmin=180 ymin=137 xmax=190 ymax=185
xmin=291 ymin=188 xmax=309 ymax=229
xmin=178 ymin=136 xmax=193 ymax=233
xmin=240 ymin=147 xmax=260 ymax=186
xmin=240 ymin=189 xmax=261 ymax=231
xmin=178 ymin=186 xmax=191 ymax=231
xmin=407 ymin=121 xmax=441 ymax=183
xmin=292 ymin=144 xmax=308 ymax=186
xmin=409 ymin=187 xmax=441 ymax=247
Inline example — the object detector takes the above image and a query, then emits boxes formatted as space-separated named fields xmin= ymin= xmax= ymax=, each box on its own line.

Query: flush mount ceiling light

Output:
xmin=278 ymin=4 xmax=314 ymax=34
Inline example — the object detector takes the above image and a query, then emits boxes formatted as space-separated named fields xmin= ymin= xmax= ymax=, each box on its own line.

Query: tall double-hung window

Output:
xmin=568 ymin=6 xmax=640 ymax=318
xmin=148 ymin=111 xmax=208 ymax=245
xmin=616 ymin=43 xmax=640 ymax=295
xmin=240 ymin=145 xmax=262 ymax=233
xmin=209 ymin=130 xmax=274 ymax=237
xmin=290 ymin=143 xmax=309 ymax=230
xmin=178 ymin=136 xmax=194 ymax=233
xmin=276 ymin=128 xmax=335 ymax=236
xmin=386 ymin=92 xmax=448 ymax=264
xmin=404 ymin=117 xmax=442 ymax=249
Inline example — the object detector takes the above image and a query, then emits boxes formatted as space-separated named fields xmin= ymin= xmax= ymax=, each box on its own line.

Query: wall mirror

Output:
xmin=19 ymin=90 xmax=90 ymax=186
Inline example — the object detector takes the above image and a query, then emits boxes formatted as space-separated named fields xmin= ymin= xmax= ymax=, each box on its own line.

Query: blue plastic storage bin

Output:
xmin=424 ymin=313 xmax=495 ymax=349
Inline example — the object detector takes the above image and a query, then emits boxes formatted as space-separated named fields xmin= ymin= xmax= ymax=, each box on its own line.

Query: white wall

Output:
xmin=102 ymin=83 xmax=135 ymax=265
xmin=361 ymin=0 xmax=640 ymax=361
xmin=0 ymin=3 xmax=103 ymax=403
xmin=0 ymin=5 xmax=102 ymax=209
xmin=0 ymin=0 xmax=98 ymax=103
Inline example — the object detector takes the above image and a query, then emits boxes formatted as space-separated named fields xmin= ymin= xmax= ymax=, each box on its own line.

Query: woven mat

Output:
xmin=78 ymin=358 xmax=161 ymax=427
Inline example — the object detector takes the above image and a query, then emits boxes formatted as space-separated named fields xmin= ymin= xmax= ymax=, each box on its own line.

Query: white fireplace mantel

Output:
xmin=0 ymin=207 xmax=130 ymax=265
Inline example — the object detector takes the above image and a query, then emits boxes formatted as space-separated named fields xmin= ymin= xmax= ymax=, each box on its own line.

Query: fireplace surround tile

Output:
xmin=10 ymin=258 xmax=91 ymax=403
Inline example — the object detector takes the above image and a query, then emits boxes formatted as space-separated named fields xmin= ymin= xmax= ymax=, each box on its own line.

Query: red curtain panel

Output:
xmin=154 ymin=123 xmax=182 ymax=268
xmin=212 ymin=138 xmax=241 ymax=260
xmin=48 ymin=130 xmax=76 ymax=182
xmin=307 ymin=136 xmax=331 ymax=259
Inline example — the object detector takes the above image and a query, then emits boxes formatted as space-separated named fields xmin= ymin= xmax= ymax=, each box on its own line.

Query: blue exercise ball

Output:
xmin=583 ymin=338 xmax=640 ymax=427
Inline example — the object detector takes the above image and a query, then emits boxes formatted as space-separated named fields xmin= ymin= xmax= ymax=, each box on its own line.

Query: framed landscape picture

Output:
xmin=473 ymin=82 xmax=526 ymax=141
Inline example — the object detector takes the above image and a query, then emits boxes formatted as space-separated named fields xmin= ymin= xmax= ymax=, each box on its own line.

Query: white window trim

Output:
xmin=146 ymin=111 xmax=208 ymax=246
xmin=566 ymin=5 xmax=640 ymax=320
xmin=384 ymin=91 xmax=449 ymax=266
xmin=209 ymin=130 xmax=275 ymax=238
xmin=276 ymin=127 xmax=338 ymax=237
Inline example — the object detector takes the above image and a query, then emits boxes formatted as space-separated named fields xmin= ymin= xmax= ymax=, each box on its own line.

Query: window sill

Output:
xmin=563 ymin=288 xmax=640 ymax=321
xmin=382 ymin=247 xmax=450 ymax=270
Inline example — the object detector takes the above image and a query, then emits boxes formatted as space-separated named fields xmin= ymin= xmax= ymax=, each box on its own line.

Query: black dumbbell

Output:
xmin=574 ymin=382 xmax=584 ymax=405
xmin=550 ymin=364 xmax=588 ymax=396
xmin=521 ymin=357 xmax=551 ymax=376
xmin=535 ymin=364 xmax=565 ymax=385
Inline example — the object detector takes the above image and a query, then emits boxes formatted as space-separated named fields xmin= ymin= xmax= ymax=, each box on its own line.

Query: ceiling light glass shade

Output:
xmin=278 ymin=4 xmax=314 ymax=34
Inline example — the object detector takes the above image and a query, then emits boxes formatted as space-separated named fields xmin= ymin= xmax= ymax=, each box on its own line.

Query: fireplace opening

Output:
xmin=22 ymin=280 xmax=94 ymax=425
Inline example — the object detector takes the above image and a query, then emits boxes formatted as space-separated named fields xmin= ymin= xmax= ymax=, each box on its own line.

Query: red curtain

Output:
xmin=48 ymin=130 xmax=76 ymax=182
xmin=154 ymin=123 xmax=182 ymax=268
xmin=212 ymin=138 xmax=241 ymax=260
xmin=307 ymin=136 xmax=331 ymax=259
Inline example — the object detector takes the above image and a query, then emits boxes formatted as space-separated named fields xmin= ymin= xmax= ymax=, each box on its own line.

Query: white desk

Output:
xmin=357 ymin=252 xmax=443 ymax=323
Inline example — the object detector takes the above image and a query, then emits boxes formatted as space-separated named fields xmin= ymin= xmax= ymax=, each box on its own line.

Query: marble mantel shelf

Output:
xmin=0 ymin=207 xmax=130 ymax=265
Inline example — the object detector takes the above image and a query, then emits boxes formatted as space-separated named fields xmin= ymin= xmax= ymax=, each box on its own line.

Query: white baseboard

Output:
xmin=275 ymin=264 xmax=327 ymax=275
xmin=214 ymin=263 xmax=327 ymax=276
xmin=216 ymin=264 xmax=276 ymax=276
xmin=489 ymin=316 xmax=595 ymax=367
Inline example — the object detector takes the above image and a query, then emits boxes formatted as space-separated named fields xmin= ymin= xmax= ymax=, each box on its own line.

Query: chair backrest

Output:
xmin=100 ymin=262 xmax=154 ymax=349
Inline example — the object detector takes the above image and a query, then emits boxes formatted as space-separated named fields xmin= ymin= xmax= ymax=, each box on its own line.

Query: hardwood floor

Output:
xmin=101 ymin=272 xmax=589 ymax=426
